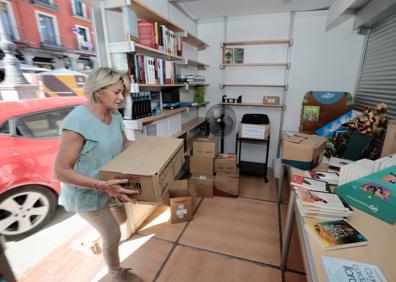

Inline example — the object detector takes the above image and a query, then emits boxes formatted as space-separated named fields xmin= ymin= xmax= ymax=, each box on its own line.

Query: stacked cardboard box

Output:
xmin=214 ymin=154 xmax=240 ymax=197
xmin=189 ymin=138 xmax=216 ymax=197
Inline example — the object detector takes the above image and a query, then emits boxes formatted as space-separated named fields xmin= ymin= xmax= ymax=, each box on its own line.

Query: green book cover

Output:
xmin=233 ymin=48 xmax=244 ymax=64
xmin=336 ymin=165 xmax=396 ymax=224
xmin=303 ymin=105 xmax=320 ymax=122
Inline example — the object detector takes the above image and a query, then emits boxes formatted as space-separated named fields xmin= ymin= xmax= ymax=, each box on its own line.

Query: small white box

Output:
xmin=238 ymin=123 xmax=270 ymax=140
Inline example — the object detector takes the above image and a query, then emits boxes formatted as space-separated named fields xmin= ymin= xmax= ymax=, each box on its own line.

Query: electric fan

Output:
xmin=205 ymin=104 xmax=236 ymax=153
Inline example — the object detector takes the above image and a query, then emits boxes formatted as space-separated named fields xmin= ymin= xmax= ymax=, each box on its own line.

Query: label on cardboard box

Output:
xmin=238 ymin=123 xmax=270 ymax=140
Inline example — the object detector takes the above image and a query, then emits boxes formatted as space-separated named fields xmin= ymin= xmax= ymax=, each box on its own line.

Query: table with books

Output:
xmin=280 ymin=165 xmax=396 ymax=282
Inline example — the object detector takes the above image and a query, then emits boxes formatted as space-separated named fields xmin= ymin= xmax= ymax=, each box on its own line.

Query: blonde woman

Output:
xmin=55 ymin=67 xmax=142 ymax=282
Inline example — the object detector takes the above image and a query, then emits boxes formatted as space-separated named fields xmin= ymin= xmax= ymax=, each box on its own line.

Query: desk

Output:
xmin=280 ymin=167 xmax=396 ymax=282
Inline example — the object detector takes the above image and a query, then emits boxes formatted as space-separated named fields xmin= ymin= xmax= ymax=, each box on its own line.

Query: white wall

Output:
xmin=198 ymin=10 xmax=365 ymax=166
xmin=285 ymin=10 xmax=365 ymax=131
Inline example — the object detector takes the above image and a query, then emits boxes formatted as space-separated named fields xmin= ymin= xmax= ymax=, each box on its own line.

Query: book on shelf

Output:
xmin=322 ymin=256 xmax=388 ymax=282
xmin=223 ymin=48 xmax=234 ymax=64
xmin=233 ymin=48 xmax=244 ymax=64
xmin=305 ymin=220 xmax=368 ymax=251
xmin=291 ymin=175 xmax=329 ymax=192
xmin=305 ymin=171 xmax=340 ymax=186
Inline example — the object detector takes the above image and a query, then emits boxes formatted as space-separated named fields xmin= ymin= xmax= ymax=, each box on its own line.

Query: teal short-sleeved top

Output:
xmin=58 ymin=105 xmax=124 ymax=212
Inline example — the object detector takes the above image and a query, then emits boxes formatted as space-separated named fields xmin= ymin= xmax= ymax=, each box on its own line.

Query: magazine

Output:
xmin=305 ymin=171 xmax=339 ymax=185
xmin=233 ymin=48 xmax=244 ymax=64
xmin=306 ymin=220 xmax=368 ymax=250
xmin=321 ymin=256 xmax=388 ymax=282
xmin=295 ymin=187 xmax=349 ymax=212
xmin=291 ymin=175 xmax=329 ymax=192
xmin=223 ymin=48 xmax=234 ymax=64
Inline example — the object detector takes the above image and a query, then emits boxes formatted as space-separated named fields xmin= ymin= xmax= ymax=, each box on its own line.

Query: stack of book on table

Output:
xmin=339 ymin=154 xmax=396 ymax=185
xmin=292 ymin=177 xmax=353 ymax=220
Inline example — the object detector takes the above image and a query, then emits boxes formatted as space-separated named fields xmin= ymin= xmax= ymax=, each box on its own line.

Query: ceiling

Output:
xmin=169 ymin=0 xmax=333 ymax=20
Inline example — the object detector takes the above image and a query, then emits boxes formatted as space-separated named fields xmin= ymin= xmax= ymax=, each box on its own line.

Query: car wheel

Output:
xmin=0 ymin=185 xmax=57 ymax=240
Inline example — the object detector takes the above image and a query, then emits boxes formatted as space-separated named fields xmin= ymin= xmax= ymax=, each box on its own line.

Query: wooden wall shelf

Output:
xmin=222 ymin=39 xmax=290 ymax=46
xmin=172 ymin=117 xmax=207 ymax=138
xmin=183 ymin=33 xmax=209 ymax=50
xmin=222 ymin=63 xmax=289 ymax=67
xmin=138 ymin=84 xmax=185 ymax=89
xmin=187 ymin=58 xmax=209 ymax=69
xmin=139 ymin=102 xmax=209 ymax=125
xmin=222 ymin=102 xmax=284 ymax=108
xmin=104 ymin=0 xmax=185 ymax=33
xmin=221 ymin=83 xmax=288 ymax=88
xmin=135 ymin=43 xmax=184 ymax=61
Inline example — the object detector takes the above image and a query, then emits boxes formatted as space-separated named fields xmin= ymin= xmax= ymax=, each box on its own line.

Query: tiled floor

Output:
xmin=17 ymin=174 xmax=307 ymax=282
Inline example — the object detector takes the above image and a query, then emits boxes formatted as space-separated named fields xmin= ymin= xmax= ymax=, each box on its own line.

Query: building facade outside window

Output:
xmin=0 ymin=1 xmax=19 ymax=40
xmin=72 ymin=0 xmax=87 ymax=18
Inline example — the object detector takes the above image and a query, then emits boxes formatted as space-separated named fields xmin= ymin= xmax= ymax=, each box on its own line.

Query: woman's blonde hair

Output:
xmin=83 ymin=67 xmax=130 ymax=102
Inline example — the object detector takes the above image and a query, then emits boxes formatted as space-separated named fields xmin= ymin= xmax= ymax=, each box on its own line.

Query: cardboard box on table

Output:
xmin=193 ymin=138 xmax=217 ymax=158
xmin=99 ymin=136 xmax=184 ymax=204
xmin=281 ymin=132 xmax=327 ymax=170
xmin=214 ymin=171 xmax=240 ymax=197
xmin=335 ymin=165 xmax=396 ymax=224
xmin=162 ymin=180 xmax=197 ymax=224
xmin=190 ymin=175 xmax=214 ymax=197
xmin=215 ymin=154 xmax=237 ymax=174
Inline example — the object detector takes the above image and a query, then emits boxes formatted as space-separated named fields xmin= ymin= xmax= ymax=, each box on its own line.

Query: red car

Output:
xmin=0 ymin=97 xmax=87 ymax=239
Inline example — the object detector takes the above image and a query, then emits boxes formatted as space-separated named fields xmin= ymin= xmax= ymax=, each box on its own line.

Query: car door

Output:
xmin=6 ymin=106 xmax=76 ymax=191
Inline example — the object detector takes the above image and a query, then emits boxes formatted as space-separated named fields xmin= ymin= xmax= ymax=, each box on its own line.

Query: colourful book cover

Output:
xmin=306 ymin=220 xmax=368 ymax=250
xmin=303 ymin=105 xmax=320 ymax=122
xmin=306 ymin=170 xmax=340 ymax=185
xmin=322 ymin=256 xmax=388 ymax=282
xmin=233 ymin=48 xmax=244 ymax=64
xmin=295 ymin=187 xmax=348 ymax=211
xmin=223 ymin=48 xmax=234 ymax=64
xmin=291 ymin=175 xmax=329 ymax=192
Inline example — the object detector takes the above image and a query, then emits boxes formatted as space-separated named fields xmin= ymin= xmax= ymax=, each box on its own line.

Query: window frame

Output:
xmin=71 ymin=0 xmax=87 ymax=18
xmin=35 ymin=10 xmax=61 ymax=46
xmin=10 ymin=106 xmax=77 ymax=139
xmin=0 ymin=0 xmax=20 ymax=40
xmin=74 ymin=24 xmax=91 ymax=50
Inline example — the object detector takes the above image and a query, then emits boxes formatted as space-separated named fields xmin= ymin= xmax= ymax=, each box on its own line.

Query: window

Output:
xmin=37 ymin=12 xmax=59 ymax=45
xmin=0 ymin=120 xmax=10 ymax=134
xmin=0 ymin=1 xmax=18 ymax=40
xmin=15 ymin=108 xmax=74 ymax=138
xmin=75 ymin=25 xmax=92 ymax=50
xmin=354 ymin=13 xmax=396 ymax=119
xmin=72 ymin=0 xmax=87 ymax=18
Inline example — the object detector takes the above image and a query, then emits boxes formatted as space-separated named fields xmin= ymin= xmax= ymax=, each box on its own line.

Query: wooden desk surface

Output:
xmin=290 ymin=167 xmax=396 ymax=281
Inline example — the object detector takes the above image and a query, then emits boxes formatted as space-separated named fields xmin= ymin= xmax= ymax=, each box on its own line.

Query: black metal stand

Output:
xmin=235 ymin=133 xmax=270 ymax=182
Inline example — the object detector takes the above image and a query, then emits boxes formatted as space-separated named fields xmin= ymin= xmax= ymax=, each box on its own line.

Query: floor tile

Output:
xmin=138 ymin=205 xmax=187 ymax=241
xmin=180 ymin=197 xmax=281 ymax=266
xmin=238 ymin=173 xmax=277 ymax=202
xmin=137 ymin=197 xmax=202 ymax=242
xmin=92 ymin=234 xmax=173 ymax=282
xmin=157 ymin=245 xmax=281 ymax=282
xmin=285 ymin=271 xmax=307 ymax=282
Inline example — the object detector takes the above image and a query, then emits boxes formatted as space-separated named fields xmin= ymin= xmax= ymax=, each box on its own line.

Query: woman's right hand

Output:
xmin=95 ymin=179 xmax=139 ymax=203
